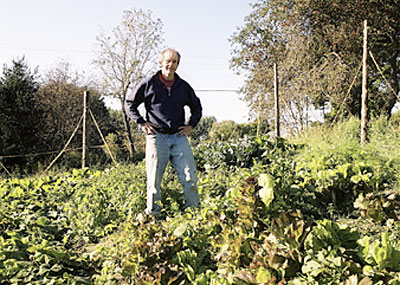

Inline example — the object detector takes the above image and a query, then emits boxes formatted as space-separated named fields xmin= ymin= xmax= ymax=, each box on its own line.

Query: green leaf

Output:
xmin=371 ymin=233 xmax=392 ymax=269
xmin=344 ymin=275 xmax=358 ymax=285
xmin=359 ymin=277 xmax=373 ymax=285
xmin=12 ymin=186 xmax=24 ymax=198
xmin=256 ymin=267 xmax=272 ymax=283
xmin=302 ymin=259 xmax=323 ymax=277
xmin=258 ymin=174 xmax=274 ymax=207
xmin=173 ymin=223 xmax=187 ymax=237
xmin=258 ymin=173 xmax=274 ymax=189
xmin=362 ymin=265 xmax=374 ymax=276
xmin=36 ymin=217 xmax=48 ymax=227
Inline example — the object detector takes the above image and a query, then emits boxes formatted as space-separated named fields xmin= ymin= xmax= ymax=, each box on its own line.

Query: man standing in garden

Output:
xmin=125 ymin=48 xmax=202 ymax=216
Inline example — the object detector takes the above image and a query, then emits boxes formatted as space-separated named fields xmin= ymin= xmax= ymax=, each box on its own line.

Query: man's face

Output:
xmin=160 ymin=51 xmax=179 ymax=78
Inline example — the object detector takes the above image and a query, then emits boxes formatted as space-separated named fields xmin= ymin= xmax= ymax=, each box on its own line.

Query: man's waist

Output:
xmin=156 ymin=127 xmax=179 ymax=134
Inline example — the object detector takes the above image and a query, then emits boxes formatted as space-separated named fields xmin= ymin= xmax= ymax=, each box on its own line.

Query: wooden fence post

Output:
xmin=82 ymin=91 xmax=89 ymax=168
xmin=274 ymin=63 xmax=280 ymax=137
xmin=361 ymin=20 xmax=368 ymax=146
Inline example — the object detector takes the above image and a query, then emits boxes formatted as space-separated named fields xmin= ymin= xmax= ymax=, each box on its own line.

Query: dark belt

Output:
xmin=157 ymin=128 xmax=179 ymax=134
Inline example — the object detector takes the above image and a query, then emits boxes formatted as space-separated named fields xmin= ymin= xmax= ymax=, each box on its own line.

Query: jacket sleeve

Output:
xmin=125 ymin=81 xmax=147 ymax=125
xmin=187 ymin=86 xmax=202 ymax=128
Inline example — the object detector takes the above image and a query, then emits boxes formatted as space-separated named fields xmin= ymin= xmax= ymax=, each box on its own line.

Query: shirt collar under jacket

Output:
xmin=152 ymin=70 xmax=182 ymax=90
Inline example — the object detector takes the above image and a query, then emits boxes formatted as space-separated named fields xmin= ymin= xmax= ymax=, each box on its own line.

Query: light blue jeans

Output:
xmin=145 ymin=133 xmax=199 ymax=215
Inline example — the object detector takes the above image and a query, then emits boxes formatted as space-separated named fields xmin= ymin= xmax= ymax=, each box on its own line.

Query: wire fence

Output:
xmin=0 ymin=107 xmax=117 ymax=176
xmin=1 ymin=48 xmax=398 ymax=176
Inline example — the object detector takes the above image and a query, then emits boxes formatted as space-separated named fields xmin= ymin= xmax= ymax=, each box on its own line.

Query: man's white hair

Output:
xmin=159 ymin=48 xmax=181 ymax=64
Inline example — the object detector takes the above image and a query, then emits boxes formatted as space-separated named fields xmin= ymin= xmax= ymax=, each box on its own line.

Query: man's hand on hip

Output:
xmin=178 ymin=125 xmax=193 ymax=136
xmin=141 ymin=122 xmax=158 ymax=135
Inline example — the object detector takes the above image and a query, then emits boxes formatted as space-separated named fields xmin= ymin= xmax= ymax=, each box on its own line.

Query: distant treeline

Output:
xmin=0 ymin=58 xmax=123 ymax=174
xmin=0 ymin=58 xmax=272 ymax=176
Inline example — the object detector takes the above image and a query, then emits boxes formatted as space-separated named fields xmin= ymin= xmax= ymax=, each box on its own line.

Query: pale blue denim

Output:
xmin=145 ymin=133 xmax=199 ymax=215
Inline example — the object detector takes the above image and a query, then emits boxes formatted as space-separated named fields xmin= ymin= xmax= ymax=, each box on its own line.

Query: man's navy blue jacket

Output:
xmin=125 ymin=71 xmax=202 ymax=132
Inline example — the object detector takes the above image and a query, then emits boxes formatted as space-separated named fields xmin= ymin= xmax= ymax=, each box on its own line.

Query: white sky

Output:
xmin=0 ymin=0 xmax=254 ymax=123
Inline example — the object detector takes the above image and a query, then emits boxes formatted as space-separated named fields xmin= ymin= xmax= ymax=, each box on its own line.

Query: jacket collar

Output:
xmin=153 ymin=70 xmax=182 ymax=88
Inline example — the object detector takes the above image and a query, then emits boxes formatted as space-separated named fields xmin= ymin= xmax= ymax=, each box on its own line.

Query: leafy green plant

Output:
xmin=354 ymin=191 xmax=400 ymax=222
xmin=295 ymin=152 xmax=387 ymax=219
xmin=294 ymin=220 xmax=361 ymax=284
xmin=1 ymin=117 xmax=400 ymax=284
xmin=0 ymin=171 xmax=94 ymax=283
xmin=358 ymin=232 xmax=400 ymax=272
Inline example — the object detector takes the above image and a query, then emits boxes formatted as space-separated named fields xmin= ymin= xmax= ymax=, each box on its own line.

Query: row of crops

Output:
xmin=1 ymin=118 xmax=400 ymax=284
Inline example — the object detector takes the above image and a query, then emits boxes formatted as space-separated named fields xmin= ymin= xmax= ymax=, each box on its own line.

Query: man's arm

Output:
xmin=125 ymin=82 xmax=147 ymax=125
xmin=187 ymin=86 xmax=202 ymax=129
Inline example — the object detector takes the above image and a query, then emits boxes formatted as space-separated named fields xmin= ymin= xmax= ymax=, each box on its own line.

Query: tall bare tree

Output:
xmin=93 ymin=9 xmax=163 ymax=158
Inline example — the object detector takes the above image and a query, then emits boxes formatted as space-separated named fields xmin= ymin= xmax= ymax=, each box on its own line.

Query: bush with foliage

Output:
xmin=0 ymin=58 xmax=42 ymax=172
